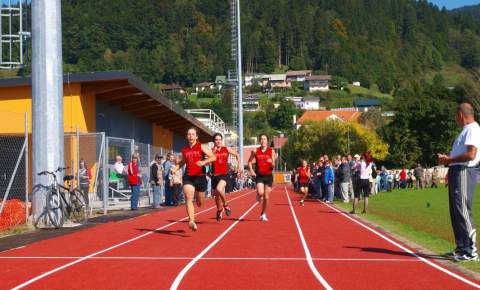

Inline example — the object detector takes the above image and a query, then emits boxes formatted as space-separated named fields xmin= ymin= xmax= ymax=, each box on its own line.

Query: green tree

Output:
xmin=267 ymin=101 xmax=300 ymax=131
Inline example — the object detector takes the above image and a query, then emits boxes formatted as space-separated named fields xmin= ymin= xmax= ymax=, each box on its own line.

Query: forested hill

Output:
xmin=453 ymin=4 xmax=480 ymax=21
xmin=57 ymin=0 xmax=480 ymax=87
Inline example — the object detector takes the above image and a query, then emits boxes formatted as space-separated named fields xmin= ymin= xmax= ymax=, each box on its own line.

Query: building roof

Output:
xmin=159 ymin=83 xmax=184 ymax=91
xmin=273 ymin=136 xmax=288 ymax=149
xmin=305 ymin=75 xmax=332 ymax=81
xmin=354 ymin=98 xmax=382 ymax=107
xmin=297 ymin=110 xmax=361 ymax=124
xmin=194 ymin=82 xmax=214 ymax=87
xmin=0 ymin=71 xmax=213 ymax=140
xmin=286 ymin=70 xmax=312 ymax=77
xmin=302 ymin=96 xmax=320 ymax=102
xmin=269 ymin=74 xmax=286 ymax=81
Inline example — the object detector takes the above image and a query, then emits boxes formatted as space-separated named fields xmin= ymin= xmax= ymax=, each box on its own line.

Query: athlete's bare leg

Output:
xmin=195 ymin=190 xmax=204 ymax=207
xmin=256 ymin=182 xmax=265 ymax=202
xmin=183 ymin=184 xmax=197 ymax=230
xmin=300 ymin=186 xmax=309 ymax=205
xmin=262 ymin=184 xmax=272 ymax=215
xmin=215 ymin=180 xmax=228 ymax=207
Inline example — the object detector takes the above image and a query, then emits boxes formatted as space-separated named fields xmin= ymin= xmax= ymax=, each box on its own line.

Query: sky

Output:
xmin=429 ymin=0 xmax=480 ymax=9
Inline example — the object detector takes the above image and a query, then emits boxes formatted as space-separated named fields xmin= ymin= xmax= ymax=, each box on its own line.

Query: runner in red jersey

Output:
xmin=248 ymin=134 xmax=276 ymax=221
xmin=211 ymin=133 xmax=241 ymax=222
xmin=296 ymin=160 xmax=311 ymax=206
xmin=180 ymin=128 xmax=216 ymax=231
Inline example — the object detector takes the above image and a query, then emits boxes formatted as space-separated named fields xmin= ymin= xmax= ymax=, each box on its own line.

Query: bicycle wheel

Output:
xmin=46 ymin=188 xmax=65 ymax=228
xmin=69 ymin=188 xmax=88 ymax=224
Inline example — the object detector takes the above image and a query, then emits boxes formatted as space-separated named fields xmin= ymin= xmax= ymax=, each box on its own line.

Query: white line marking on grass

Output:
xmin=10 ymin=190 xmax=255 ymax=290
xmin=169 ymin=200 xmax=259 ymax=290
xmin=321 ymin=201 xmax=480 ymax=289
xmin=0 ymin=256 xmax=423 ymax=262
xmin=284 ymin=186 xmax=333 ymax=290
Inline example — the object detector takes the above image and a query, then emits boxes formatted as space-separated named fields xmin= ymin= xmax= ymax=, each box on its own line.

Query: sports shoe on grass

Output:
xmin=445 ymin=248 xmax=464 ymax=259
xmin=454 ymin=252 xmax=479 ymax=262
xmin=188 ymin=221 xmax=198 ymax=231
xmin=224 ymin=205 xmax=232 ymax=217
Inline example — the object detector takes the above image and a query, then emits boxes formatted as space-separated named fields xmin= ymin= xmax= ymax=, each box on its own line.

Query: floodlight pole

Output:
xmin=236 ymin=0 xmax=244 ymax=170
xmin=31 ymin=0 xmax=64 ymax=225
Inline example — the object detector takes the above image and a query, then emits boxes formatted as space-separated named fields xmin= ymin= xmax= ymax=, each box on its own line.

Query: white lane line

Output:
xmin=0 ymin=256 xmax=423 ymax=262
xmin=170 ymin=201 xmax=259 ymax=290
xmin=284 ymin=186 xmax=333 ymax=290
xmin=321 ymin=201 xmax=480 ymax=289
xmin=10 ymin=190 xmax=255 ymax=290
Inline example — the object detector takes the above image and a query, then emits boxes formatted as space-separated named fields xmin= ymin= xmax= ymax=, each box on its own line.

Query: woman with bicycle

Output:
xmin=128 ymin=154 xmax=142 ymax=210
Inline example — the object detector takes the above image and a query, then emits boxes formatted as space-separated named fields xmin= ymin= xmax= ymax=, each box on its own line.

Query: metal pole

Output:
xmin=236 ymin=0 xmax=244 ymax=170
xmin=102 ymin=133 xmax=108 ymax=215
xmin=25 ymin=112 xmax=29 ymax=223
xmin=76 ymin=125 xmax=80 ymax=188
xmin=31 ymin=0 xmax=64 ymax=225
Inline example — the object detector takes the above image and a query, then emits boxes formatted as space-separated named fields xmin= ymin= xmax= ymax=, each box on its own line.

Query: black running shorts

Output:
xmin=255 ymin=174 xmax=273 ymax=187
xmin=183 ymin=175 xmax=207 ymax=192
xmin=212 ymin=175 xmax=228 ymax=189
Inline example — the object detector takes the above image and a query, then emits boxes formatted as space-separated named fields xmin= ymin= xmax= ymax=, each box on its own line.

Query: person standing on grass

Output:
xmin=128 ymin=154 xmax=142 ymax=210
xmin=438 ymin=103 xmax=480 ymax=262
xmin=297 ymin=160 xmax=311 ymax=206
xmin=211 ymin=133 xmax=240 ymax=221
xmin=400 ymin=168 xmax=407 ymax=189
xmin=323 ymin=160 xmax=335 ymax=203
xmin=338 ymin=157 xmax=351 ymax=203
xmin=351 ymin=152 xmax=373 ymax=214
xmin=180 ymin=128 xmax=217 ymax=231
xmin=414 ymin=164 xmax=425 ymax=190
xmin=248 ymin=134 xmax=276 ymax=222
xmin=431 ymin=167 xmax=439 ymax=188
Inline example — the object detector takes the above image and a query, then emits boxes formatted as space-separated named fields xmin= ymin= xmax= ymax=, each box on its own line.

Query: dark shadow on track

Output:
xmin=136 ymin=228 xmax=190 ymax=238
xmin=344 ymin=246 xmax=452 ymax=261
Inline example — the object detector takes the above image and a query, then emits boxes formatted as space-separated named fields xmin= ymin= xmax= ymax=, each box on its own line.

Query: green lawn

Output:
xmin=335 ymin=186 xmax=480 ymax=273
xmin=347 ymin=84 xmax=393 ymax=100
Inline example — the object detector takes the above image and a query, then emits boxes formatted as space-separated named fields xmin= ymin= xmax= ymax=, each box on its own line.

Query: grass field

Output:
xmin=346 ymin=84 xmax=393 ymax=100
xmin=335 ymin=186 xmax=480 ymax=273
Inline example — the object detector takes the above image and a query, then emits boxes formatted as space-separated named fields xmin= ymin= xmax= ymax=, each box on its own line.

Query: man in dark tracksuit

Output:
xmin=438 ymin=103 xmax=480 ymax=261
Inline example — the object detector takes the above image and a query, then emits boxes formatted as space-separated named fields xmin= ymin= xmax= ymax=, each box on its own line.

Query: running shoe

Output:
xmin=454 ymin=252 xmax=479 ymax=262
xmin=188 ymin=221 xmax=198 ymax=231
xmin=445 ymin=248 xmax=464 ymax=259
xmin=260 ymin=214 xmax=269 ymax=222
xmin=216 ymin=210 xmax=223 ymax=222
xmin=224 ymin=205 xmax=232 ymax=217
xmin=300 ymin=200 xmax=305 ymax=206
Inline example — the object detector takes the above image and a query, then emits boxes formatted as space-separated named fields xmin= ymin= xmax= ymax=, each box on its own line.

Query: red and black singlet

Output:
xmin=212 ymin=146 xmax=229 ymax=176
xmin=297 ymin=166 xmax=310 ymax=184
xmin=182 ymin=142 xmax=205 ymax=176
xmin=255 ymin=147 xmax=273 ymax=176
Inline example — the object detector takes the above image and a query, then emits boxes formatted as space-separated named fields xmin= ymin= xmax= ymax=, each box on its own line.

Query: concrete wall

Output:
xmin=96 ymin=100 xmax=152 ymax=144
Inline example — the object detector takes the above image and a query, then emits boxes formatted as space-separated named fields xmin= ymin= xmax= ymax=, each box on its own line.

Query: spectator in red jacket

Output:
xmin=400 ymin=168 xmax=407 ymax=189
xmin=128 ymin=154 xmax=141 ymax=210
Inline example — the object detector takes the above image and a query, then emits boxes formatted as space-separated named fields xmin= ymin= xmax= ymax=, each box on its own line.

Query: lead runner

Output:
xmin=180 ymin=127 xmax=216 ymax=231
xmin=248 ymin=134 xmax=275 ymax=221
xmin=211 ymin=133 xmax=241 ymax=221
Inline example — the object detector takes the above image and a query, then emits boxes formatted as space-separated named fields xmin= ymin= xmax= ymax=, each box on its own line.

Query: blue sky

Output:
xmin=429 ymin=0 xmax=479 ymax=9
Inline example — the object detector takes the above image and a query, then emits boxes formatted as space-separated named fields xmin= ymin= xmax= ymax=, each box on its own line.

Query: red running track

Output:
xmin=0 ymin=186 xmax=479 ymax=289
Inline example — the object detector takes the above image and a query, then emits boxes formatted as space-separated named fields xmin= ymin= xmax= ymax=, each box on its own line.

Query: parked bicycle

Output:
xmin=36 ymin=167 xmax=89 ymax=228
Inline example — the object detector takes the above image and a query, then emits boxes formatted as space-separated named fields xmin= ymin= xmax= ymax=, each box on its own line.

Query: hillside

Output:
xmin=453 ymin=4 xmax=480 ymax=21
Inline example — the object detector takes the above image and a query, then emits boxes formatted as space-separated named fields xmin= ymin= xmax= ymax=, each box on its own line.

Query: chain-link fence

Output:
xmin=0 ymin=111 xmax=28 ymax=231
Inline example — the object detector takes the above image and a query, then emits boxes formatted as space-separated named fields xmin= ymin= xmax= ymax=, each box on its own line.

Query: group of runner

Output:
xmin=180 ymin=128 xmax=274 ymax=231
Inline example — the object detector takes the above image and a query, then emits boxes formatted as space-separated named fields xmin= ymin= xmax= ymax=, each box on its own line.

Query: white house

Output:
xmin=352 ymin=81 xmax=361 ymax=87
xmin=304 ymin=75 xmax=331 ymax=92
xmin=285 ymin=96 xmax=320 ymax=110
xmin=268 ymin=74 xmax=291 ymax=89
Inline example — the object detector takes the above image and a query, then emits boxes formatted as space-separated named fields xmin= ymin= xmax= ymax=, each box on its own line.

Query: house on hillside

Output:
xmin=159 ymin=84 xmax=186 ymax=95
xmin=304 ymin=75 xmax=331 ymax=92
xmin=285 ymin=96 xmax=320 ymax=111
xmin=243 ymin=94 xmax=261 ymax=112
xmin=354 ymin=98 xmax=382 ymax=112
xmin=286 ymin=70 xmax=313 ymax=82
xmin=296 ymin=110 xmax=361 ymax=128
xmin=194 ymin=82 xmax=215 ymax=92
xmin=268 ymin=74 xmax=291 ymax=89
